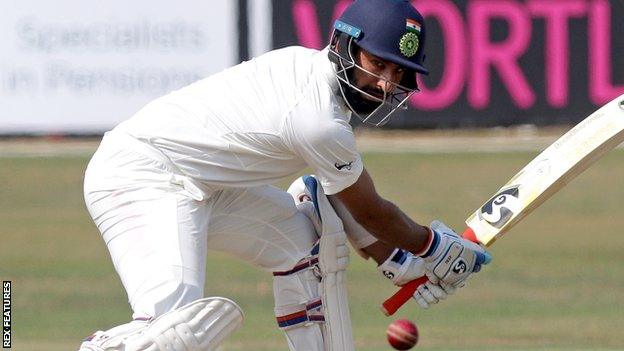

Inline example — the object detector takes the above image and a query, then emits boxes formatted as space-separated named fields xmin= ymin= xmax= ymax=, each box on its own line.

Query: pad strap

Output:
xmin=275 ymin=298 xmax=324 ymax=330
xmin=273 ymin=242 xmax=320 ymax=277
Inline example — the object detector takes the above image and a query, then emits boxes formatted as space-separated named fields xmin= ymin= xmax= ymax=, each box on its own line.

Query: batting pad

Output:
xmin=126 ymin=297 xmax=244 ymax=351
xmin=305 ymin=176 xmax=356 ymax=351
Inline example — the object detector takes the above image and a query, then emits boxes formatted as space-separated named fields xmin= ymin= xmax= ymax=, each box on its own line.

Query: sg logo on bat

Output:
xmin=478 ymin=186 xmax=521 ymax=229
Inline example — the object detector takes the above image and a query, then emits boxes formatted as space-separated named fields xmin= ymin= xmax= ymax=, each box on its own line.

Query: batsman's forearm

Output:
xmin=360 ymin=241 xmax=395 ymax=265
xmin=354 ymin=199 xmax=430 ymax=254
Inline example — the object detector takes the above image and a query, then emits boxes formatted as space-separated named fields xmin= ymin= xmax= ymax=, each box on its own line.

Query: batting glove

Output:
xmin=378 ymin=248 xmax=456 ymax=309
xmin=418 ymin=220 xmax=492 ymax=289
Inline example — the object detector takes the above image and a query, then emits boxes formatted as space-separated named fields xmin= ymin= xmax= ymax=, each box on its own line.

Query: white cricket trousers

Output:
xmin=84 ymin=132 xmax=318 ymax=319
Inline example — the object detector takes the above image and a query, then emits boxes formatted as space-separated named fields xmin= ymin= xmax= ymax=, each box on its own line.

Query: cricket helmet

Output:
xmin=328 ymin=0 xmax=428 ymax=126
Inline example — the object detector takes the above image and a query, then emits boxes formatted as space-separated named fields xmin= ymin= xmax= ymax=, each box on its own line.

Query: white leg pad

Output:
xmin=78 ymin=320 xmax=149 ymax=351
xmin=288 ymin=176 xmax=378 ymax=260
xmin=79 ymin=297 xmax=243 ymax=351
xmin=283 ymin=175 xmax=356 ymax=350
xmin=313 ymin=181 xmax=355 ymax=351
xmin=273 ymin=268 xmax=325 ymax=351
xmin=128 ymin=297 xmax=244 ymax=351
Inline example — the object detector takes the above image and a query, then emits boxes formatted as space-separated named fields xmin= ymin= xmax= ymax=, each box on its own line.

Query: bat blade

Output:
xmin=467 ymin=93 xmax=624 ymax=246
xmin=381 ymin=93 xmax=624 ymax=316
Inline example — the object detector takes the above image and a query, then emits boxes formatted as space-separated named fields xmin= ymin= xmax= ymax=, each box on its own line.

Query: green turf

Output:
xmin=1 ymin=150 xmax=623 ymax=350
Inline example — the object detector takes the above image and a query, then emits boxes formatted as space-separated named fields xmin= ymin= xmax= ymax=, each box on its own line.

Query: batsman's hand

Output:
xmin=419 ymin=220 xmax=492 ymax=289
xmin=378 ymin=248 xmax=457 ymax=309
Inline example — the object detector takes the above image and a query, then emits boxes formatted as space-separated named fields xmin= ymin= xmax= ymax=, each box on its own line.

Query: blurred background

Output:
xmin=2 ymin=0 xmax=623 ymax=134
xmin=1 ymin=1 xmax=623 ymax=350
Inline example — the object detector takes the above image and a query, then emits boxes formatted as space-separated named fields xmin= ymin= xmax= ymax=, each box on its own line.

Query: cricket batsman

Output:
xmin=78 ymin=1 xmax=491 ymax=350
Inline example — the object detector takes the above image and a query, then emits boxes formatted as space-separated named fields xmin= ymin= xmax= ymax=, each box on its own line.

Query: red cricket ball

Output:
xmin=386 ymin=319 xmax=419 ymax=350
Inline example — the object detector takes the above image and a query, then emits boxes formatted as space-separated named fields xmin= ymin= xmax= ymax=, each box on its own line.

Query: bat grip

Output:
xmin=380 ymin=227 xmax=478 ymax=316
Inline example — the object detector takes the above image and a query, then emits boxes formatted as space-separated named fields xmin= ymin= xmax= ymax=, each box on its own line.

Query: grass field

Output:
xmin=1 ymin=146 xmax=623 ymax=350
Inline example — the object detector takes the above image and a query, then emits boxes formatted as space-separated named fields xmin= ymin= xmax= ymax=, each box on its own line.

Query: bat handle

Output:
xmin=380 ymin=227 xmax=478 ymax=316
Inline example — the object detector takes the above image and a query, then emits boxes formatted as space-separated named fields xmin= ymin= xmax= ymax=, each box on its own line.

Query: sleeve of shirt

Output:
xmin=284 ymin=110 xmax=363 ymax=195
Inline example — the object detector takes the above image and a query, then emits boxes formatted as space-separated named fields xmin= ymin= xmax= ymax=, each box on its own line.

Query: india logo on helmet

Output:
xmin=399 ymin=32 xmax=419 ymax=58
xmin=400 ymin=19 xmax=421 ymax=58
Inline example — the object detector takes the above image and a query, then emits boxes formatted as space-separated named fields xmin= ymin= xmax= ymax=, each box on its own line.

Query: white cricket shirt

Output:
xmin=114 ymin=46 xmax=363 ymax=195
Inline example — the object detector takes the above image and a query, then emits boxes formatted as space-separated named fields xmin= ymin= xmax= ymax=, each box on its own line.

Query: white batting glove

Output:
xmin=378 ymin=248 xmax=456 ymax=309
xmin=418 ymin=220 xmax=492 ymax=289
xmin=413 ymin=281 xmax=454 ymax=309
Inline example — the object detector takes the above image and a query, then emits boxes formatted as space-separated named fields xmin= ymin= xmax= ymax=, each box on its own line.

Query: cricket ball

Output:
xmin=386 ymin=319 xmax=418 ymax=350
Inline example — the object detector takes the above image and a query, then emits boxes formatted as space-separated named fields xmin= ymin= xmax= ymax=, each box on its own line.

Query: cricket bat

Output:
xmin=381 ymin=93 xmax=624 ymax=316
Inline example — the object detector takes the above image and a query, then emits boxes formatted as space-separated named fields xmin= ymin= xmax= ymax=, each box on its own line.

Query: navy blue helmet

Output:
xmin=329 ymin=0 xmax=428 ymax=126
